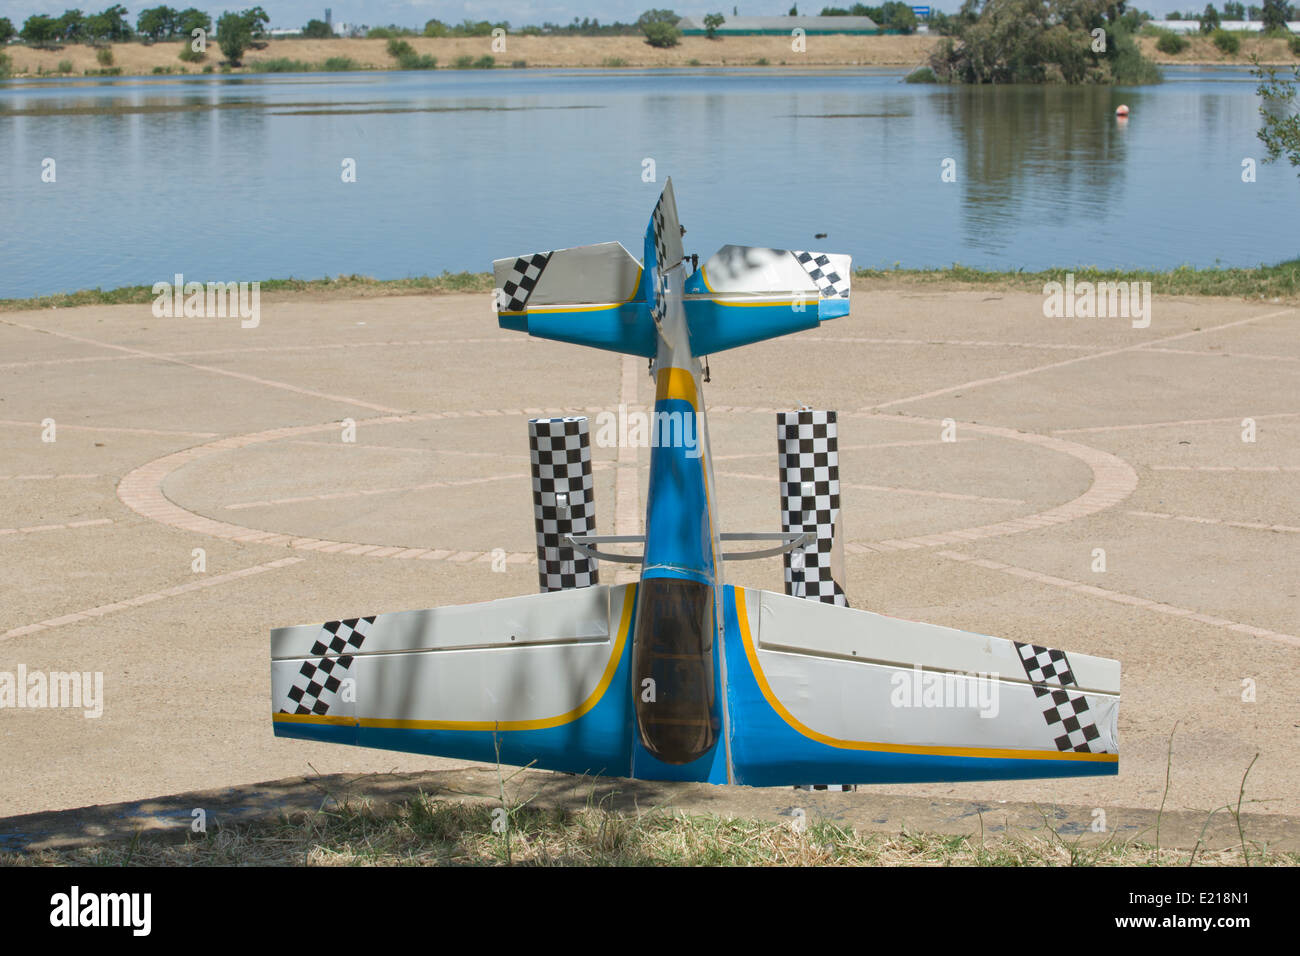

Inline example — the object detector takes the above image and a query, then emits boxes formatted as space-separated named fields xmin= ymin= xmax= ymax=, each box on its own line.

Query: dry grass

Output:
xmin=3 ymin=795 xmax=1296 ymax=866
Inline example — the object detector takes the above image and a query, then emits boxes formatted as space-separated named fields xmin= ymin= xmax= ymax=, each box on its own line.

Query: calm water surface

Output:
xmin=1 ymin=66 xmax=1296 ymax=298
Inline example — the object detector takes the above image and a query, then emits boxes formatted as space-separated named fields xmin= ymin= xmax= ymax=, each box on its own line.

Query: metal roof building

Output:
xmin=677 ymin=15 xmax=881 ymax=35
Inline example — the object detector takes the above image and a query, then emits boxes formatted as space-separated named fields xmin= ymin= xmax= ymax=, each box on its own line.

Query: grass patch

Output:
xmin=57 ymin=59 xmax=73 ymax=73
xmin=755 ymin=57 xmax=770 ymax=66
xmin=453 ymin=55 xmax=476 ymax=69
xmin=0 ymin=273 xmax=498 ymax=314
xmin=248 ymin=58 xmax=314 ymax=74
xmin=96 ymin=47 xmax=113 ymax=67
xmin=511 ymin=60 xmax=527 ymax=69
xmin=3 ymin=796 xmax=1297 ymax=867
xmin=853 ymin=260 xmax=1300 ymax=300
xmin=5 ymin=262 xmax=1298 ymax=314
xmin=0 ymin=53 xmax=11 ymax=79
xmin=602 ymin=56 xmax=629 ymax=67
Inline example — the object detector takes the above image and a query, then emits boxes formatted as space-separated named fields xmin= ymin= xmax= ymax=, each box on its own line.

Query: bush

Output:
xmin=905 ymin=65 xmax=939 ymax=82
xmin=96 ymin=46 xmax=113 ymax=66
xmin=386 ymin=38 xmax=414 ymax=59
xmin=1212 ymin=29 xmax=1240 ymax=54
xmin=0 ymin=53 xmax=12 ymax=78
xmin=453 ymin=54 xmax=475 ymax=68
xmin=58 ymin=59 xmax=73 ymax=73
xmin=1155 ymin=30 xmax=1189 ymax=54
xmin=511 ymin=59 xmax=526 ymax=68
xmin=602 ymin=56 xmax=628 ymax=67
xmin=642 ymin=22 xmax=681 ymax=48
xmin=473 ymin=55 xmax=495 ymax=68
xmin=202 ymin=63 xmax=214 ymax=72
xmin=322 ymin=56 xmax=360 ymax=71
xmin=178 ymin=43 xmax=205 ymax=63
xmin=398 ymin=51 xmax=437 ymax=69
xmin=1291 ymin=35 xmax=1300 ymax=56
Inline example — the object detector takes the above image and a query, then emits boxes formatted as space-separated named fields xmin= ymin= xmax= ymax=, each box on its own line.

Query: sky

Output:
xmin=0 ymin=1 xmax=1255 ymax=30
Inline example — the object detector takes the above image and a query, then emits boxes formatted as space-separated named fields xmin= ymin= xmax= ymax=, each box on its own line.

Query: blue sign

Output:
xmin=911 ymin=5 xmax=931 ymax=14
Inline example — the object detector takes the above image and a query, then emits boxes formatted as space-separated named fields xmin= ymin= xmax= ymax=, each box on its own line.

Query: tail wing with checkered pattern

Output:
xmin=494 ymin=241 xmax=654 ymax=356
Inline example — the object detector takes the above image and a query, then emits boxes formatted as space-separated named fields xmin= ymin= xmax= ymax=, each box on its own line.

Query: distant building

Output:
xmin=677 ymin=15 xmax=881 ymax=35
xmin=1149 ymin=18 xmax=1300 ymax=33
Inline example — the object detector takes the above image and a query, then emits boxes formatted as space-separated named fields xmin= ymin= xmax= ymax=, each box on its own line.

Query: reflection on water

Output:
xmin=0 ymin=67 xmax=1295 ymax=298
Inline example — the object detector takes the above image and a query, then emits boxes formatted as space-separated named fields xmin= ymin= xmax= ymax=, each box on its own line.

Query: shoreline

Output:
xmin=2 ymin=34 xmax=1296 ymax=80
xmin=5 ymin=262 xmax=1297 ymax=312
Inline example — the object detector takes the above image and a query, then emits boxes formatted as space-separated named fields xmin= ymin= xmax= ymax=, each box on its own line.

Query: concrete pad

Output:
xmin=1 ymin=290 xmax=1297 ymax=831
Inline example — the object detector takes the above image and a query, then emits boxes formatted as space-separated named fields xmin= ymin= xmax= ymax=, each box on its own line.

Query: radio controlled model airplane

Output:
xmin=270 ymin=180 xmax=1119 ymax=787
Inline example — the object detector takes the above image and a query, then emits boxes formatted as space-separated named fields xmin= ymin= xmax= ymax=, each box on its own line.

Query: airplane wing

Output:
xmin=723 ymin=585 xmax=1119 ymax=786
xmin=271 ymin=583 xmax=638 ymax=778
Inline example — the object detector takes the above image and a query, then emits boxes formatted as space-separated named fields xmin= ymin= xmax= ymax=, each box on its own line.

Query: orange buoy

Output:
xmin=1116 ymin=104 xmax=1130 ymax=116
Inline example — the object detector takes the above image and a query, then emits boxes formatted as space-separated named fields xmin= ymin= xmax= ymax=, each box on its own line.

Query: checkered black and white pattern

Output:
xmin=499 ymin=252 xmax=551 ymax=312
xmin=529 ymin=417 xmax=598 ymax=592
xmin=1013 ymin=641 xmax=1104 ymax=753
xmin=652 ymin=199 xmax=669 ymax=270
xmin=796 ymin=784 xmax=857 ymax=792
xmin=778 ymin=410 xmax=848 ymax=607
xmin=280 ymin=616 xmax=374 ymax=716
xmin=792 ymin=251 xmax=850 ymax=300
xmin=650 ymin=269 xmax=667 ymax=328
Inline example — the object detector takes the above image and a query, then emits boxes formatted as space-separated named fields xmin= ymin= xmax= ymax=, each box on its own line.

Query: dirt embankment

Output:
xmin=6 ymin=34 xmax=936 ymax=76
xmin=3 ymin=33 xmax=1295 ymax=78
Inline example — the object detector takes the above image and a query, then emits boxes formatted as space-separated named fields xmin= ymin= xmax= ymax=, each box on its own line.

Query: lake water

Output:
xmin=1 ymin=66 xmax=1296 ymax=299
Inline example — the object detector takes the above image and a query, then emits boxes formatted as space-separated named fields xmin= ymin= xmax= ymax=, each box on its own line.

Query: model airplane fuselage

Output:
xmin=270 ymin=181 xmax=1119 ymax=787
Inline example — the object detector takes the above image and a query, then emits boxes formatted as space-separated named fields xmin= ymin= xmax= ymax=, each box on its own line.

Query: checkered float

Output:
xmin=778 ymin=410 xmax=849 ymax=607
xmin=529 ymin=417 xmax=599 ymax=592
xmin=1013 ymin=641 xmax=1105 ymax=753
xmin=279 ymin=616 xmax=374 ymax=716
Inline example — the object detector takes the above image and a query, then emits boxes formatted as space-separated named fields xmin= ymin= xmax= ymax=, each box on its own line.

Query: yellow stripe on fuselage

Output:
xmin=733 ymin=588 xmax=1117 ymax=764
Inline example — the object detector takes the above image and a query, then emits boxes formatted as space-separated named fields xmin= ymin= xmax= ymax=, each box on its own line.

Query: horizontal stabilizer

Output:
xmin=681 ymin=245 xmax=853 ymax=354
xmin=494 ymin=242 xmax=654 ymax=356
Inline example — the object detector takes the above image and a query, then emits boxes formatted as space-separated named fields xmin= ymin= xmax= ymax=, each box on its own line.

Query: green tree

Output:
xmin=20 ymin=14 xmax=62 ymax=47
xmin=58 ymin=9 xmax=86 ymax=42
xmin=1199 ymin=4 xmax=1221 ymax=31
xmin=1222 ymin=1 xmax=1246 ymax=17
xmin=85 ymin=4 xmax=133 ymax=43
xmin=704 ymin=12 xmax=725 ymax=37
xmin=0 ymin=17 xmax=14 ymax=44
xmin=1261 ymin=0 xmax=1290 ymax=30
xmin=887 ymin=3 xmax=919 ymax=32
xmin=177 ymin=8 xmax=211 ymax=36
xmin=302 ymin=18 xmax=333 ymax=38
xmin=639 ymin=9 xmax=682 ymax=46
xmin=216 ymin=9 xmax=267 ymax=65
xmin=137 ymin=6 xmax=178 ymax=41
xmin=1254 ymin=60 xmax=1299 ymax=173
xmin=423 ymin=19 xmax=449 ymax=36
